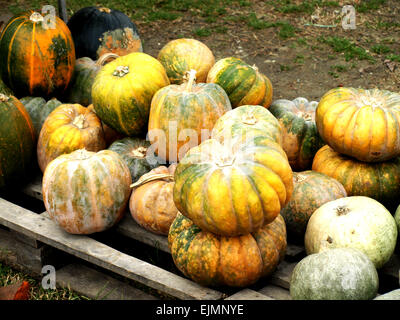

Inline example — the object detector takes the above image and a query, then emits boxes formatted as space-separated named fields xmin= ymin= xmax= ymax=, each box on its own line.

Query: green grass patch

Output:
xmin=294 ymin=54 xmax=305 ymax=64
xmin=147 ymin=10 xmax=182 ymax=21
xmin=193 ymin=27 xmax=212 ymax=37
xmin=355 ymin=0 xmax=387 ymax=13
xmin=280 ymin=64 xmax=292 ymax=71
xmin=386 ymin=54 xmax=400 ymax=63
xmin=371 ymin=44 xmax=392 ymax=55
xmin=214 ymin=26 xmax=228 ymax=33
xmin=330 ymin=64 xmax=348 ymax=72
xmin=274 ymin=0 xmax=339 ymax=14
xmin=246 ymin=13 xmax=296 ymax=39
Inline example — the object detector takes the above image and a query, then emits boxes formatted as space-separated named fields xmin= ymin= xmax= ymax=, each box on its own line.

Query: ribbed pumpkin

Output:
xmin=281 ymin=171 xmax=347 ymax=241
xmin=173 ymin=136 xmax=293 ymax=236
xmin=37 ymin=104 xmax=106 ymax=172
xmin=312 ymin=145 xmax=400 ymax=207
xmin=148 ymin=69 xmax=231 ymax=162
xmin=108 ymin=137 xmax=163 ymax=183
xmin=316 ymin=87 xmax=400 ymax=162
xmin=269 ymin=97 xmax=325 ymax=171
xmin=158 ymin=38 xmax=215 ymax=84
xmin=42 ymin=149 xmax=132 ymax=234
xmin=168 ymin=212 xmax=286 ymax=287
xmin=0 ymin=94 xmax=35 ymax=189
xmin=129 ymin=164 xmax=178 ymax=235
xmin=92 ymin=52 xmax=170 ymax=136
xmin=212 ymin=104 xmax=282 ymax=145
xmin=67 ymin=6 xmax=142 ymax=60
xmin=0 ymin=11 xmax=75 ymax=97
xmin=206 ymin=57 xmax=273 ymax=108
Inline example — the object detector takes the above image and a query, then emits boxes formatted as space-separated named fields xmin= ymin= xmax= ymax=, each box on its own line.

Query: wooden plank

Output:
xmin=225 ymin=289 xmax=273 ymax=300
xmin=0 ymin=198 xmax=224 ymax=300
xmin=259 ymin=284 xmax=292 ymax=300
xmin=11 ymin=230 xmax=40 ymax=248
xmin=270 ymin=260 xmax=296 ymax=289
xmin=285 ymin=244 xmax=305 ymax=261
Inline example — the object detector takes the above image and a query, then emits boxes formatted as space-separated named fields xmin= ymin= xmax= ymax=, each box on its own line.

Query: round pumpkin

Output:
xmin=158 ymin=38 xmax=215 ymax=84
xmin=305 ymin=196 xmax=398 ymax=269
xmin=206 ymin=57 xmax=273 ymax=108
xmin=92 ymin=52 xmax=170 ymax=136
xmin=0 ymin=94 xmax=35 ymax=189
xmin=108 ymin=137 xmax=163 ymax=183
xmin=148 ymin=69 xmax=231 ymax=162
xmin=281 ymin=171 xmax=347 ymax=241
xmin=168 ymin=212 xmax=286 ymax=287
xmin=290 ymin=248 xmax=378 ymax=300
xmin=374 ymin=289 xmax=400 ymax=300
xmin=67 ymin=6 xmax=142 ymax=60
xmin=395 ymin=205 xmax=400 ymax=252
xmin=312 ymin=145 xmax=400 ymax=207
xmin=42 ymin=149 xmax=131 ymax=234
xmin=37 ymin=104 xmax=106 ymax=172
xmin=173 ymin=136 xmax=293 ymax=236
xmin=316 ymin=87 xmax=400 ymax=162
xmin=211 ymin=104 xmax=282 ymax=145
xmin=0 ymin=11 xmax=75 ymax=97
xmin=269 ymin=97 xmax=325 ymax=171
xmin=129 ymin=164 xmax=178 ymax=235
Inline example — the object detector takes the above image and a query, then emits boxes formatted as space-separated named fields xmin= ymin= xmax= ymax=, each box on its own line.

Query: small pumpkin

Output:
xmin=281 ymin=171 xmax=347 ymax=241
xmin=0 ymin=11 xmax=75 ymax=97
xmin=148 ymin=69 xmax=231 ymax=162
xmin=37 ymin=104 xmax=106 ymax=172
xmin=290 ymin=248 xmax=378 ymax=300
xmin=207 ymin=57 xmax=273 ymax=108
xmin=269 ymin=97 xmax=325 ymax=171
xmin=158 ymin=38 xmax=215 ymax=84
xmin=173 ymin=136 xmax=293 ymax=236
xmin=316 ymin=87 xmax=400 ymax=162
xmin=67 ymin=6 xmax=142 ymax=60
xmin=42 ymin=149 xmax=132 ymax=234
xmin=305 ymin=196 xmax=398 ymax=269
xmin=129 ymin=164 xmax=178 ymax=235
xmin=92 ymin=52 xmax=170 ymax=136
xmin=168 ymin=212 xmax=286 ymax=287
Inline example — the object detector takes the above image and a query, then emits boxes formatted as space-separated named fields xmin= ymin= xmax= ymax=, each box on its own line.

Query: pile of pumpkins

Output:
xmin=0 ymin=6 xmax=400 ymax=300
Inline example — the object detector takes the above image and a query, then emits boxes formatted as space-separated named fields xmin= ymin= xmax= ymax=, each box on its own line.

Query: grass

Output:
xmin=274 ymin=0 xmax=339 ymax=14
xmin=355 ymin=0 xmax=387 ymax=13
xmin=246 ymin=13 xmax=296 ymax=39
xmin=387 ymin=54 xmax=400 ymax=63
xmin=193 ymin=27 xmax=212 ymax=37
xmin=371 ymin=44 xmax=391 ymax=54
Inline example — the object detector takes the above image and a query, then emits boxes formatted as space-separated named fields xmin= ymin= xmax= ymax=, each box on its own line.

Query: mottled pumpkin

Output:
xmin=92 ymin=52 xmax=170 ymax=136
xmin=206 ymin=57 xmax=273 ymax=108
xmin=173 ymin=136 xmax=293 ymax=236
xmin=130 ymin=164 xmax=178 ymax=235
xmin=316 ymin=87 xmax=400 ymax=162
xmin=269 ymin=97 xmax=325 ymax=171
xmin=0 ymin=11 xmax=75 ymax=97
xmin=0 ymin=94 xmax=35 ymax=189
xmin=281 ymin=171 xmax=347 ymax=241
xmin=312 ymin=145 xmax=400 ymax=208
xmin=168 ymin=212 xmax=286 ymax=287
xmin=148 ymin=70 xmax=231 ymax=162
xmin=42 ymin=149 xmax=132 ymax=234
xmin=37 ymin=104 xmax=106 ymax=172
xmin=158 ymin=38 xmax=215 ymax=84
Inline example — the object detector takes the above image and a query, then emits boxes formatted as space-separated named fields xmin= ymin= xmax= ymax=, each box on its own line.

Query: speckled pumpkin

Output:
xmin=92 ymin=52 xmax=170 ymax=136
xmin=37 ymin=104 xmax=106 ymax=172
xmin=168 ymin=212 xmax=286 ymax=287
xmin=0 ymin=11 xmax=75 ymax=97
xmin=129 ymin=164 xmax=178 ymax=235
xmin=316 ymin=87 xmax=400 ymax=162
xmin=158 ymin=38 xmax=215 ymax=84
xmin=42 ymin=149 xmax=132 ymax=234
xmin=148 ymin=70 xmax=231 ymax=162
xmin=173 ymin=136 xmax=293 ymax=236
xmin=206 ymin=57 xmax=273 ymax=108
xmin=269 ymin=97 xmax=325 ymax=171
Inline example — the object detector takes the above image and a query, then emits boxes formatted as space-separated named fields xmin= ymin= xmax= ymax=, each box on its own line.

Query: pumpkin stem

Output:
xmin=98 ymin=7 xmax=112 ymax=13
xmin=113 ymin=65 xmax=129 ymax=77
xmin=241 ymin=111 xmax=258 ymax=125
xmin=297 ymin=111 xmax=313 ymax=121
xmin=96 ymin=53 xmax=119 ymax=66
xmin=30 ymin=12 xmax=44 ymax=22
xmin=0 ymin=94 xmax=9 ymax=102
xmin=130 ymin=173 xmax=174 ymax=188
xmin=72 ymin=114 xmax=87 ymax=129
xmin=131 ymin=146 xmax=147 ymax=159
xmin=251 ymin=64 xmax=259 ymax=72
xmin=184 ymin=69 xmax=197 ymax=92
xmin=336 ymin=206 xmax=350 ymax=216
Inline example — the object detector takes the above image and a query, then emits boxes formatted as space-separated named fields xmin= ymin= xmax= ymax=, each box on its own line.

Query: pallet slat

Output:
xmin=224 ymin=289 xmax=273 ymax=300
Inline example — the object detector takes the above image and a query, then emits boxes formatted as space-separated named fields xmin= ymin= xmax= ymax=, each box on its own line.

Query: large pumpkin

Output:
xmin=37 ymin=104 xmax=106 ymax=172
xmin=148 ymin=69 xmax=231 ymax=162
xmin=281 ymin=171 xmax=347 ymax=241
xmin=316 ymin=87 xmax=400 ymax=162
xmin=129 ymin=164 xmax=178 ymax=235
xmin=0 ymin=94 xmax=35 ymax=189
xmin=269 ymin=97 xmax=325 ymax=171
xmin=42 ymin=149 xmax=132 ymax=234
xmin=67 ymin=6 xmax=142 ymax=60
xmin=173 ymin=136 xmax=293 ymax=236
xmin=305 ymin=196 xmax=398 ymax=269
xmin=0 ymin=11 xmax=75 ymax=97
xmin=168 ymin=212 xmax=286 ymax=287
xmin=92 ymin=52 xmax=170 ymax=136
xmin=158 ymin=38 xmax=215 ymax=84
xmin=206 ymin=57 xmax=273 ymax=108
xmin=312 ymin=145 xmax=400 ymax=207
